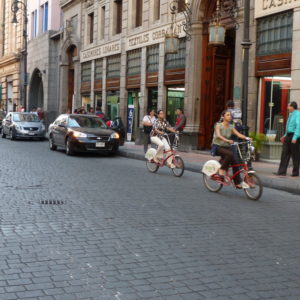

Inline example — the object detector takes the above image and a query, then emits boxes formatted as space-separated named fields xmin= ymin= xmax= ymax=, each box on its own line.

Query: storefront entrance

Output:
xmin=106 ymin=91 xmax=120 ymax=120
xmin=199 ymin=29 xmax=235 ymax=149
xmin=166 ymin=87 xmax=184 ymax=126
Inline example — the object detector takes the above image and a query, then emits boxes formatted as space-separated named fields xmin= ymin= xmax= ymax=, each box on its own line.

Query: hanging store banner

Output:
xmin=126 ymin=22 xmax=186 ymax=51
xmin=255 ymin=0 xmax=300 ymax=18
xmin=80 ymin=41 xmax=121 ymax=62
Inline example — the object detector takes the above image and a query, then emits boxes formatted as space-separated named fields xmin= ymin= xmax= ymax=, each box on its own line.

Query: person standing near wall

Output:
xmin=142 ymin=109 xmax=156 ymax=153
xmin=274 ymin=101 xmax=300 ymax=177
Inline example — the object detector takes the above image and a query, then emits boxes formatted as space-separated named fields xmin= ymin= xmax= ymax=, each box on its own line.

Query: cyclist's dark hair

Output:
xmin=157 ymin=110 xmax=164 ymax=115
xmin=221 ymin=110 xmax=232 ymax=117
xmin=176 ymin=108 xmax=183 ymax=113
xmin=226 ymin=100 xmax=234 ymax=108
xmin=289 ymin=101 xmax=298 ymax=110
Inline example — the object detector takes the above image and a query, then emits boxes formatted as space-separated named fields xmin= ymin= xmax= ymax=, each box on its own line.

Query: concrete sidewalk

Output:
xmin=119 ymin=143 xmax=300 ymax=195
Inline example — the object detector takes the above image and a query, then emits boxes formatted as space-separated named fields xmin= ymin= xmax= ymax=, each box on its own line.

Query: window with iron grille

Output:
xmin=147 ymin=44 xmax=159 ymax=72
xmin=107 ymin=55 xmax=121 ymax=78
xmin=81 ymin=62 xmax=92 ymax=82
xmin=256 ymin=11 xmax=293 ymax=57
xmin=127 ymin=49 xmax=141 ymax=76
xmin=95 ymin=59 xmax=103 ymax=80
xmin=165 ymin=38 xmax=186 ymax=70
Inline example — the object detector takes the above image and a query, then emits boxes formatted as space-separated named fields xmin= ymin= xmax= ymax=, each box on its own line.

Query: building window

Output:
xmin=81 ymin=62 xmax=92 ymax=82
xmin=107 ymin=55 xmax=121 ymax=78
xmin=165 ymin=38 xmax=186 ymax=70
xmin=114 ymin=0 xmax=122 ymax=35
xmin=135 ymin=0 xmax=143 ymax=27
xmin=42 ymin=2 xmax=48 ymax=32
xmin=88 ymin=12 xmax=94 ymax=44
xmin=32 ymin=9 xmax=38 ymax=38
xmin=154 ymin=0 xmax=160 ymax=21
xmin=100 ymin=6 xmax=105 ymax=39
xmin=127 ymin=49 xmax=142 ymax=76
xmin=257 ymin=11 xmax=293 ymax=57
xmin=147 ymin=44 xmax=159 ymax=72
xmin=95 ymin=59 xmax=103 ymax=80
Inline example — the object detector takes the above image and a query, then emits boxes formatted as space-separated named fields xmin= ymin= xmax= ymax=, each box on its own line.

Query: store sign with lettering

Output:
xmin=80 ymin=41 xmax=121 ymax=62
xmin=126 ymin=22 xmax=186 ymax=51
xmin=255 ymin=0 xmax=300 ymax=18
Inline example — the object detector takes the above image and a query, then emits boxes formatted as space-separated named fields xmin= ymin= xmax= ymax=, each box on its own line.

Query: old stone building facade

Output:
xmin=27 ymin=0 xmax=62 ymax=123
xmin=0 ymin=0 xmax=26 ymax=112
xmin=57 ymin=0 xmax=300 ymax=150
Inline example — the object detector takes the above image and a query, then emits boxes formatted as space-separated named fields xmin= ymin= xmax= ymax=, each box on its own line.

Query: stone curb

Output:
xmin=119 ymin=149 xmax=300 ymax=196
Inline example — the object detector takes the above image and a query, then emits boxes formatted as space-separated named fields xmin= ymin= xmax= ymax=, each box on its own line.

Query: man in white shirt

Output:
xmin=142 ymin=109 xmax=156 ymax=153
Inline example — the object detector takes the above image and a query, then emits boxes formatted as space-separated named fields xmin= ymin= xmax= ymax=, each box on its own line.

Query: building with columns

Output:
xmin=0 ymin=0 xmax=26 ymax=112
xmin=27 ymin=0 xmax=62 ymax=123
xmin=58 ymin=0 xmax=300 ymax=151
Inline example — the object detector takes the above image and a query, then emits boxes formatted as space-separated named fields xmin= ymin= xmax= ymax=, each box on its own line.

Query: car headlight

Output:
xmin=72 ymin=131 xmax=87 ymax=138
xmin=110 ymin=132 xmax=120 ymax=139
xmin=41 ymin=124 xmax=45 ymax=131
xmin=15 ymin=125 xmax=22 ymax=130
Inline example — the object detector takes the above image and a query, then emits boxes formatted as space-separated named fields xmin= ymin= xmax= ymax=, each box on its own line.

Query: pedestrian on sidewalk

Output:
xmin=143 ymin=109 xmax=156 ymax=153
xmin=174 ymin=108 xmax=186 ymax=132
xmin=274 ymin=101 xmax=300 ymax=177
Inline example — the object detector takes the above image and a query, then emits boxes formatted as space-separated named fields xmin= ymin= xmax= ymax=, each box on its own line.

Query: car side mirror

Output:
xmin=58 ymin=123 xmax=66 ymax=128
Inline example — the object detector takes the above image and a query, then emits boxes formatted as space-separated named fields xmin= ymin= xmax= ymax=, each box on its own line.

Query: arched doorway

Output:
xmin=67 ymin=45 xmax=77 ymax=111
xmin=29 ymin=69 xmax=44 ymax=110
xmin=198 ymin=0 xmax=236 ymax=149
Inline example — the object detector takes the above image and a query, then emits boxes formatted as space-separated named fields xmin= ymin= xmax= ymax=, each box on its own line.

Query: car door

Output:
xmin=4 ymin=114 xmax=12 ymax=134
xmin=56 ymin=117 xmax=68 ymax=147
xmin=112 ymin=117 xmax=125 ymax=145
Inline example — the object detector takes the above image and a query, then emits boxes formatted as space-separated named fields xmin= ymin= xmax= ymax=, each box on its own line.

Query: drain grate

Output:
xmin=40 ymin=200 xmax=64 ymax=205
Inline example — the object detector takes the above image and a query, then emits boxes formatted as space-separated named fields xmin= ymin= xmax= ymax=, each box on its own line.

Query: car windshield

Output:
xmin=13 ymin=114 xmax=40 ymax=122
xmin=68 ymin=116 xmax=107 ymax=129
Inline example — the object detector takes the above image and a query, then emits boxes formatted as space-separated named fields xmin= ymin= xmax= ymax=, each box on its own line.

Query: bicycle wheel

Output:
xmin=202 ymin=174 xmax=223 ymax=192
xmin=146 ymin=161 xmax=159 ymax=173
xmin=243 ymin=173 xmax=263 ymax=201
xmin=172 ymin=156 xmax=185 ymax=177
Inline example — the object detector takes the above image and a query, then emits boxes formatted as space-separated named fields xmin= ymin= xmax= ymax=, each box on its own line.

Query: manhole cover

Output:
xmin=40 ymin=200 xmax=64 ymax=205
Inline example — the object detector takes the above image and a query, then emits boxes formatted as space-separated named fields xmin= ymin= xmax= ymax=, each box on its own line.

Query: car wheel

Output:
xmin=2 ymin=129 xmax=6 ymax=138
xmin=110 ymin=145 xmax=119 ymax=155
xmin=10 ymin=129 xmax=16 ymax=141
xmin=65 ymin=137 xmax=74 ymax=156
xmin=49 ymin=135 xmax=57 ymax=151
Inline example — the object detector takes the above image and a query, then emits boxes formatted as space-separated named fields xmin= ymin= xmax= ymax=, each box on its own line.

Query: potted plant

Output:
xmin=249 ymin=132 xmax=267 ymax=161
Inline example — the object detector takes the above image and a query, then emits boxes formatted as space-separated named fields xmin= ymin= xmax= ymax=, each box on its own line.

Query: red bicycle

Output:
xmin=146 ymin=133 xmax=185 ymax=177
xmin=202 ymin=141 xmax=263 ymax=200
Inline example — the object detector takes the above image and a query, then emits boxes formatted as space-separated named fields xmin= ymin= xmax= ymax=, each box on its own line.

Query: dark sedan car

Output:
xmin=48 ymin=114 xmax=121 ymax=155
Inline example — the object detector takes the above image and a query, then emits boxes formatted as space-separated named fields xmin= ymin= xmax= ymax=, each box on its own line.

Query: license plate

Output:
xmin=96 ymin=142 xmax=105 ymax=148
xmin=28 ymin=132 xmax=35 ymax=136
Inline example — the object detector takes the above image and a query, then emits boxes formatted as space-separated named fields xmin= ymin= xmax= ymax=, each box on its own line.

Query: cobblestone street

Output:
xmin=0 ymin=139 xmax=300 ymax=300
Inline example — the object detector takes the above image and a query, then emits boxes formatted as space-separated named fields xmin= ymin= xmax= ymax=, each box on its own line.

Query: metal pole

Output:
xmin=241 ymin=0 xmax=252 ymax=136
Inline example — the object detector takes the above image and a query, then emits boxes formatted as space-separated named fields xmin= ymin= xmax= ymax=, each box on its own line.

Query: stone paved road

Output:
xmin=0 ymin=138 xmax=300 ymax=300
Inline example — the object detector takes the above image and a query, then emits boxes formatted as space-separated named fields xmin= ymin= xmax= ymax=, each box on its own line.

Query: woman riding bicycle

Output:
xmin=212 ymin=110 xmax=250 ymax=189
xmin=151 ymin=110 xmax=177 ymax=168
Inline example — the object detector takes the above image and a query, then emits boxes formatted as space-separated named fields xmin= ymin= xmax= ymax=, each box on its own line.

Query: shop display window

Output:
xmin=259 ymin=76 xmax=291 ymax=141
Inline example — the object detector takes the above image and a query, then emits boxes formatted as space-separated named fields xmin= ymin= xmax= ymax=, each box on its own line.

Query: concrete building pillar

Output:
xmin=158 ymin=42 xmax=166 ymax=112
xmin=291 ymin=7 xmax=300 ymax=107
xmin=102 ymin=57 xmax=107 ymax=113
xmin=140 ymin=47 xmax=147 ymax=125
xmin=120 ymin=45 xmax=127 ymax=122
xmin=184 ymin=22 xmax=202 ymax=133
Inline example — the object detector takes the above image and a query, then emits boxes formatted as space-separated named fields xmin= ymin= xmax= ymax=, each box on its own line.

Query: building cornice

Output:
xmin=0 ymin=54 xmax=20 ymax=67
